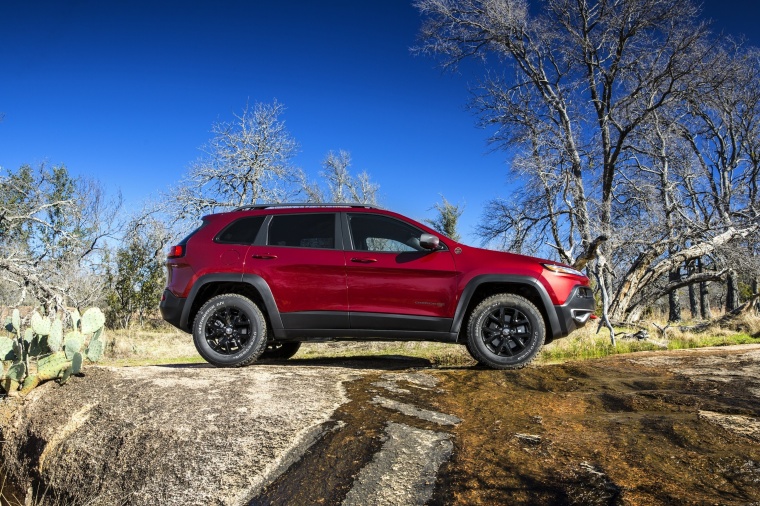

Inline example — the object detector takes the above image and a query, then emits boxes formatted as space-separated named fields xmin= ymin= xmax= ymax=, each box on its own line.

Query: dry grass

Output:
xmin=99 ymin=327 xmax=202 ymax=366
xmin=539 ymin=312 xmax=760 ymax=364
xmin=96 ymin=313 xmax=760 ymax=368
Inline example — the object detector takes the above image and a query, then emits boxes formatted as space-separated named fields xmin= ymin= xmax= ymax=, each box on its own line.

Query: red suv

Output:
xmin=160 ymin=204 xmax=595 ymax=369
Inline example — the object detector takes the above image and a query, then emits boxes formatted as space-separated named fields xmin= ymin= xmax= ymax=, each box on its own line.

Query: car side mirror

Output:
xmin=419 ymin=233 xmax=440 ymax=251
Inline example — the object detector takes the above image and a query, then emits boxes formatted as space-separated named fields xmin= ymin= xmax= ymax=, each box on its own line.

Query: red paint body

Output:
xmin=162 ymin=206 xmax=592 ymax=340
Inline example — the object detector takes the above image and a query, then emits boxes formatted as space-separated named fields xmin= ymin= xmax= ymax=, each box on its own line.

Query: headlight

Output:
xmin=543 ymin=263 xmax=585 ymax=277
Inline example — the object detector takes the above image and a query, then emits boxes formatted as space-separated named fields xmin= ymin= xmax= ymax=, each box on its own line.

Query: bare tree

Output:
xmin=169 ymin=101 xmax=300 ymax=222
xmin=300 ymin=150 xmax=379 ymax=205
xmin=0 ymin=164 xmax=120 ymax=312
xmin=416 ymin=0 xmax=759 ymax=327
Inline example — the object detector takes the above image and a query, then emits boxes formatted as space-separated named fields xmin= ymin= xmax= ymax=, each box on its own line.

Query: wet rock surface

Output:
xmin=2 ymin=346 xmax=760 ymax=505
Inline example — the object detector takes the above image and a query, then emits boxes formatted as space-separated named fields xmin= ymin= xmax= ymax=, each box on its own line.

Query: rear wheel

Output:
xmin=259 ymin=341 xmax=301 ymax=360
xmin=193 ymin=294 xmax=267 ymax=367
xmin=466 ymin=294 xmax=545 ymax=370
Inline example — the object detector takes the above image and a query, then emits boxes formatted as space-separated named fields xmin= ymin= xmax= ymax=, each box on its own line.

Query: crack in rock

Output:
xmin=342 ymin=422 xmax=453 ymax=506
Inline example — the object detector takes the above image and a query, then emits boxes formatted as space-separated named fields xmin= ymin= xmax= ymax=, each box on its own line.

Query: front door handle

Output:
xmin=252 ymin=254 xmax=278 ymax=260
xmin=351 ymin=257 xmax=377 ymax=263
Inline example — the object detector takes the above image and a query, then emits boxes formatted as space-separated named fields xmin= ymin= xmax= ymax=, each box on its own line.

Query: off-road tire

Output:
xmin=466 ymin=293 xmax=545 ymax=370
xmin=193 ymin=294 xmax=268 ymax=367
xmin=259 ymin=341 xmax=301 ymax=360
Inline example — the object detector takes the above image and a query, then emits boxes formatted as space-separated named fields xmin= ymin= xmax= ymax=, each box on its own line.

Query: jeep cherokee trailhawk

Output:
xmin=160 ymin=203 xmax=595 ymax=369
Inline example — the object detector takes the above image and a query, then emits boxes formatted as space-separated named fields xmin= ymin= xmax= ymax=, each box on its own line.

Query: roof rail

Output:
xmin=232 ymin=202 xmax=382 ymax=211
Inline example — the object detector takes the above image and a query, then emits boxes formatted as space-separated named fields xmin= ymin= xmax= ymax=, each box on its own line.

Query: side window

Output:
xmin=267 ymin=213 xmax=336 ymax=249
xmin=348 ymin=214 xmax=427 ymax=252
xmin=215 ymin=216 xmax=265 ymax=245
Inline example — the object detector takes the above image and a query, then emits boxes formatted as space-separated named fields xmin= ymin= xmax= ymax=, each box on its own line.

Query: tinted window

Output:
xmin=215 ymin=216 xmax=266 ymax=245
xmin=348 ymin=214 xmax=428 ymax=252
xmin=267 ymin=213 xmax=336 ymax=249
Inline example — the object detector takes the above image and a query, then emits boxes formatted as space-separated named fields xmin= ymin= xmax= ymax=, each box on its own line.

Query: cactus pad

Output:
xmin=64 ymin=334 xmax=83 ymax=359
xmin=24 ymin=328 xmax=34 ymax=343
xmin=71 ymin=308 xmax=81 ymax=331
xmin=28 ymin=335 xmax=48 ymax=357
xmin=60 ymin=366 xmax=73 ymax=385
xmin=12 ymin=341 xmax=22 ymax=363
xmin=37 ymin=352 xmax=70 ymax=380
xmin=7 ymin=362 xmax=26 ymax=382
xmin=72 ymin=352 xmax=83 ymax=374
xmin=86 ymin=337 xmax=105 ymax=362
xmin=81 ymin=308 xmax=105 ymax=334
xmin=48 ymin=319 xmax=63 ymax=352
xmin=1 ymin=378 xmax=20 ymax=395
xmin=31 ymin=311 xmax=52 ymax=336
xmin=0 ymin=336 xmax=15 ymax=361
xmin=11 ymin=309 xmax=20 ymax=333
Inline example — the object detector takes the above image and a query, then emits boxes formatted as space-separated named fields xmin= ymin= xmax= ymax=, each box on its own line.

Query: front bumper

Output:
xmin=553 ymin=285 xmax=596 ymax=337
xmin=160 ymin=289 xmax=187 ymax=331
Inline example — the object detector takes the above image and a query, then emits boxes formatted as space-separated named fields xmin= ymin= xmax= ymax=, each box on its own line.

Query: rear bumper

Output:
xmin=160 ymin=290 xmax=187 ymax=331
xmin=553 ymin=286 xmax=596 ymax=338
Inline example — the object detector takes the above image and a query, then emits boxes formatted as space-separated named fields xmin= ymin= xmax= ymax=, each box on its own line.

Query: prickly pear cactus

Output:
xmin=70 ymin=308 xmax=81 ymax=332
xmin=30 ymin=311 xmax=51 ymax=335
xmin=2 ymin=306 xmax=106 ymax=396
xmin=81 ymin=308 xmax=105 ymax=335
xmin=64 ymin=332 xmax=83 ymax=359
xmin=0 ymin=336 xmax=14 ymax=361
xmin=48 ymin=318 xmax=63 ymax=352
xmin=11 ymin=309 xmax=20 ymax=333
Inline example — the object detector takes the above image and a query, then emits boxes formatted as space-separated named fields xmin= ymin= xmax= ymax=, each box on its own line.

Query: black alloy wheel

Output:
xmin=193 ymin=294 xmax=267 ymax=367
xmin=204 ymin=306 xmax=252 ymax=355
xmin=480 ymin=306 xmax=533 ymax=357
xmin=466 ymin=293 xmax=545 ymax=369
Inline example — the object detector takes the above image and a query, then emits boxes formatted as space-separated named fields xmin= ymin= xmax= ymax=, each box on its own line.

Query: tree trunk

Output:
xmin=725 ymin=269 xmax=740 ymax=312
xmin=668 ymin=268 xmax=682 ymax=322
xmin=698 ymin=258 xmax=712 ymax=319
xmin=687 ymin=260 xmax=699 ymax=318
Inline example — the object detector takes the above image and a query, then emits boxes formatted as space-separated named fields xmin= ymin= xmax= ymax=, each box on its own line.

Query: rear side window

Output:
xmin=267 ymin=213 xmax=335 ymax=249
xmin=215 ymin=216 xmax=265 ymax=245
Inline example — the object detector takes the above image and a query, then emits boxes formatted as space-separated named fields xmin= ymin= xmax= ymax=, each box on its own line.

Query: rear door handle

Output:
xmin=351 ymin=257 xmax=377 ymax=263
xmin=252 ymin=254 xmax=278 ymax=260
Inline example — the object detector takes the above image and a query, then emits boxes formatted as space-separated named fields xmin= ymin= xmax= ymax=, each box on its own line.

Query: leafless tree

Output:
xmin=0 ymin=164 xmax=120 ymax=313
xmin=168 ymin=101 xmax=300 ymax=223
xmin=416 ymin=0 xmax=759 ymax=329
xmin=299 ymin=150 xmax=379 ymax=205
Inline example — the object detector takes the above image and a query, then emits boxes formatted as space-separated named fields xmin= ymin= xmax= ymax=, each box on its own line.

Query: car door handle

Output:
xmin=351 ymin=257 xmax=377 ymax=263
xmin=252 ymin=254 xmax=278 ymax=260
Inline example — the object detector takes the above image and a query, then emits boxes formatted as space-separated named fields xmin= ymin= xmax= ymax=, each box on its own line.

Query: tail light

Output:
xmin=167 ymin=245 xmax=185 ymax=259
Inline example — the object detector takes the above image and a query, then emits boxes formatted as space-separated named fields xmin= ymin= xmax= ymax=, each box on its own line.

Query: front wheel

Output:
xmin=466 ymin=294 xmax=545 ymax=370
xmin=193 ymin=294 xmax=268 ymax=367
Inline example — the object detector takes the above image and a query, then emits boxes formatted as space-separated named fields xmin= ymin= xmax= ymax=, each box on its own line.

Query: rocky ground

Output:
xmin=2 ymin=345 xmax=760 ymax=505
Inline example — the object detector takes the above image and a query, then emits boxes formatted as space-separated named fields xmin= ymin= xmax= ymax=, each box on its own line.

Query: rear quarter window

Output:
xmin=214 ymin=216 xmax=266 ymax=245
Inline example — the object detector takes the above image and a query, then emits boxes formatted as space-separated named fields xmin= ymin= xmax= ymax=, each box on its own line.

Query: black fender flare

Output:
xmin=451 ymin=274 xmax=562 ymax=339
xmin=180 ymin=273 xmax=284 ymax=332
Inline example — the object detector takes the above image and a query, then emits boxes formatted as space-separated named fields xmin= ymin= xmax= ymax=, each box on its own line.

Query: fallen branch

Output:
xmin=679 ymin=293 xmax=760 ymax=333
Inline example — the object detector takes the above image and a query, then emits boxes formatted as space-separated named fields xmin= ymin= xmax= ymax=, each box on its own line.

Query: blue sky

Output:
xmin=1 ymin=0 xmax=758 ymax=244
